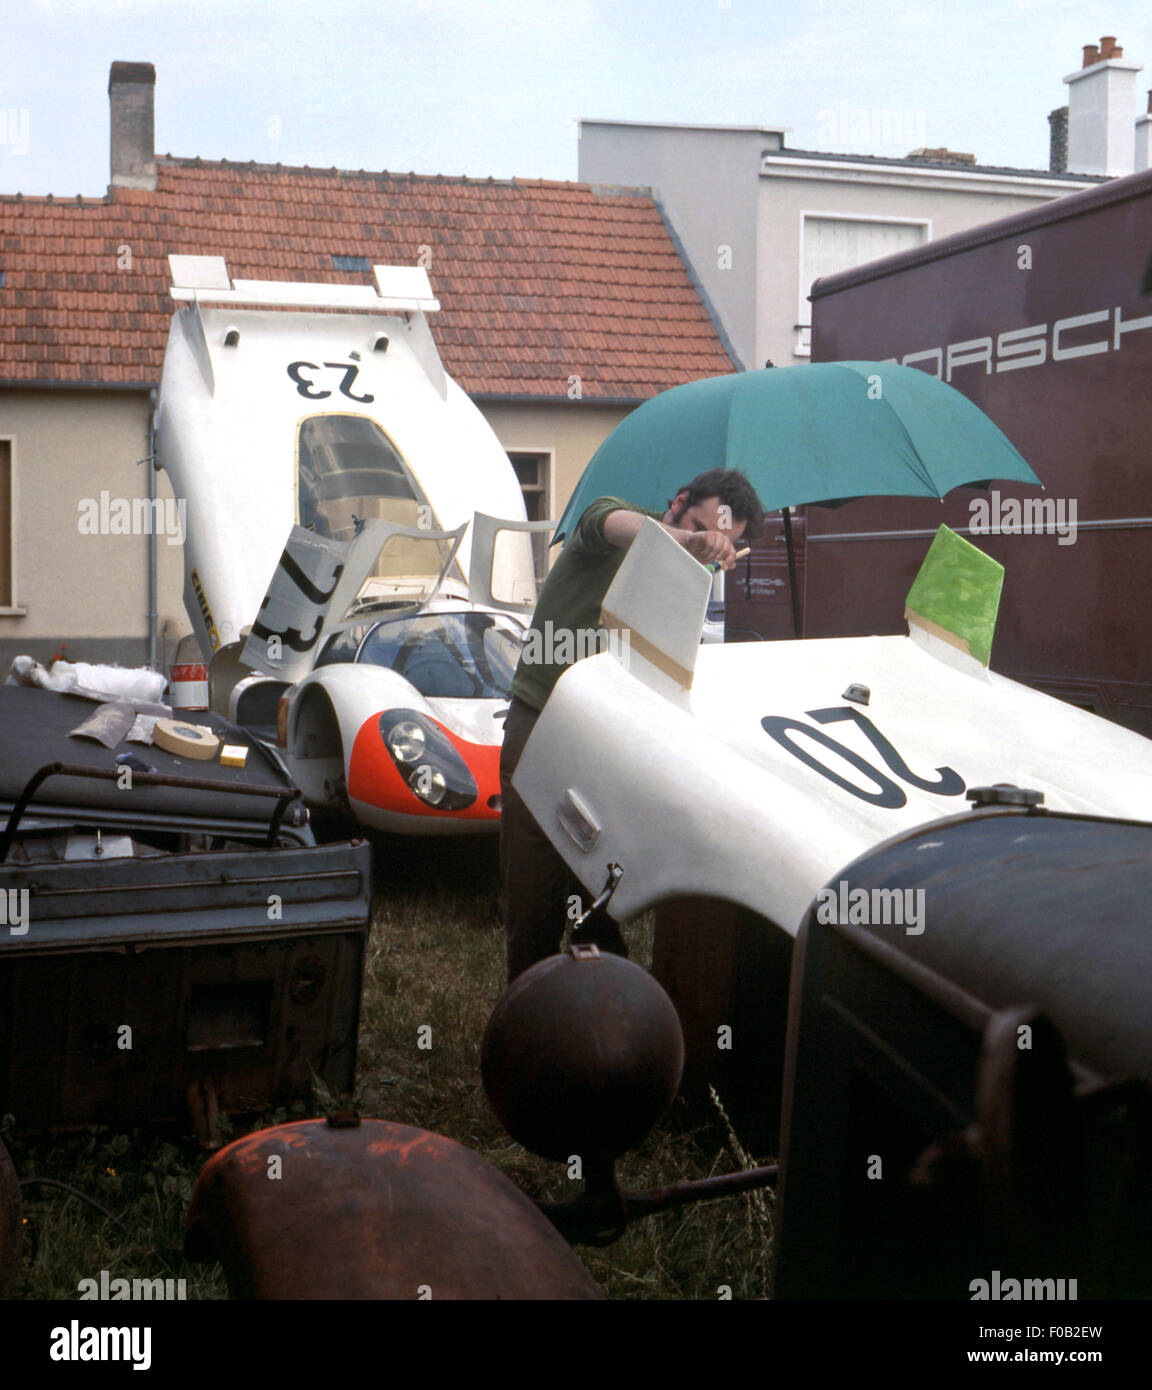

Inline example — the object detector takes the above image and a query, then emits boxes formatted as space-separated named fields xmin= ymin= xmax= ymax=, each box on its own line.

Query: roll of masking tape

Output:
xmin=153 ymin=718 xmax=221 ymax=761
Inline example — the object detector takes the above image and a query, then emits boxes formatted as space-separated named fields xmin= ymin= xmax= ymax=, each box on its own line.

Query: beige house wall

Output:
xmin=0 ymin=389 xmax=188 ymax=669
xmin=477 ymin=399 xmax=634 ymax=527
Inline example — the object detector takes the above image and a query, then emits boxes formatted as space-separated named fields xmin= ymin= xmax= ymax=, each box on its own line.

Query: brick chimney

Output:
xmin=1064 ymin=37 xmax=1142 ymax=176
xmin=1047 ymin=107 xmax=1068 ymax=173
xmin=108 ymin=61 xmax=156 ymax=191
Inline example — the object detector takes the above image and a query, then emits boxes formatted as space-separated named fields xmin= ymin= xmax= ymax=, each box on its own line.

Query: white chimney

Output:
xmin=1064 ymin=38 xmax=1142 ymax=176
xmin=1136 ymin=91 xmax=1152 ymax=172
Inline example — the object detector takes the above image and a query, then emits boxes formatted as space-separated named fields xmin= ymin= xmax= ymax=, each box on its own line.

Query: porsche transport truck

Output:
xmin=757 ymin=165 xmax=1152 ymax=738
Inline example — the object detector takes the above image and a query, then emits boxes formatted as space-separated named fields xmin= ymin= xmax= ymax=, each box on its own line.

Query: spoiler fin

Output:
xmin=904 ymin=524 xmax=1003 ymax=667
xmin=599 ymin=518 xmax=711 ymax=693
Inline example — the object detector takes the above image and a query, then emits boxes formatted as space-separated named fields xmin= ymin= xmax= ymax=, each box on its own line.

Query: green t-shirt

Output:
xmin=510 ymin=496 xmax=663 ymax=710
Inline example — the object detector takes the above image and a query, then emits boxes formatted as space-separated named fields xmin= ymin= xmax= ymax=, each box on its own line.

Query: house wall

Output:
xmin=757 ymin=168 xmax=1082 ymax=367
xmin=579 ymin=120 xmax=1097 ymax=378
xmin=579 ymin=122 xmax=769 ymax=369
xmin=0 ymin=389 xmax=187 ymax=671
xmin=477 ymin=399 xmax=634 ymax=526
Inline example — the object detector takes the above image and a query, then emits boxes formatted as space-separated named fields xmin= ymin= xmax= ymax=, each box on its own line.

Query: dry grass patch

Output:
xmin=4 ymin=833 xmax=773 ymax=1300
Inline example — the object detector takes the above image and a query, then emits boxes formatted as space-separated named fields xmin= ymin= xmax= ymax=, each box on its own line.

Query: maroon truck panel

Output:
xmin=806 ymin=167 xmax=1152 ymax=736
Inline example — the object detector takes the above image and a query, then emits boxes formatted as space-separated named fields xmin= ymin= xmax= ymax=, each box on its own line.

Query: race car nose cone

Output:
xmin=481 ymin=946 xmax=684 ymax=1162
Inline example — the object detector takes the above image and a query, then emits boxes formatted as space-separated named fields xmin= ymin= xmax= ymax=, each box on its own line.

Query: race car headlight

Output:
xmin=378 ymin=709 xmax=478 ymax=811
xmin=409 ymin=765 xmax=447 ymax=806
xmin=388 ymin=720 xmax=426 ymax=763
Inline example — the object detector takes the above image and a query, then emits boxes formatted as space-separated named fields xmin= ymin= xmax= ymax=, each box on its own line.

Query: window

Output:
xmin=297 ymin=414 xmax=431 ymax=540
xmin=296 ymin=414 xmax=456 ymax=600
xmin=797 ymin=213 xmax=928 ymax=356
xmin=0 ymin=440 xmax=12 ymax=608
xmin=331 ymin=255 xmax=372 ymax=273
xmin=508 ymin=451 xmax=551 ymax=583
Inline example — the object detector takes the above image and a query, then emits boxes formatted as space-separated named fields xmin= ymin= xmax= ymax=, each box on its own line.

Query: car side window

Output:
xmin=315 ymin=625 xmax=367 ymax=667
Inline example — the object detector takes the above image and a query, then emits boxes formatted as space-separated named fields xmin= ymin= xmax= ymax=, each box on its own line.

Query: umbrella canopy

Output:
xmin=554 ymin=362 xmax=1043 ymax=542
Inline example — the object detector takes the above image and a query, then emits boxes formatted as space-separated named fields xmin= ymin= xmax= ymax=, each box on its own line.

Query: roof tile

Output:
xmin=0 ymin=159 xmax=734 ymax=396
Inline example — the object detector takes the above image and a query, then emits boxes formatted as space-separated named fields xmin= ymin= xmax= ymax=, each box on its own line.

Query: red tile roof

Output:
xmin=0 ymin=160 xmax=735 ymax=398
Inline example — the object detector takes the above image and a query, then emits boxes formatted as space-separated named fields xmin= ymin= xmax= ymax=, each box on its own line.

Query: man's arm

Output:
xmin=601 ymin=509 xmax=739 ymax=569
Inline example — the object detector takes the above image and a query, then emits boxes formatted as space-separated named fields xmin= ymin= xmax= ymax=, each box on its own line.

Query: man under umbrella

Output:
xmin=500 ymin=469 xmax=765 ymax=981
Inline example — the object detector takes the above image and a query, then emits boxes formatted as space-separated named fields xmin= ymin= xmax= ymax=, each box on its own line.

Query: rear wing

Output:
xmin=168 ymin=255 xmax=440 ymax=313
xmin=165 ymin=255 xmax=447 ymax=400
xmin=904 ymin=525 xmax=1003 ymax=667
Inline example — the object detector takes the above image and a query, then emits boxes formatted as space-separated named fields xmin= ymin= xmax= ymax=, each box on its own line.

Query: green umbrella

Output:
xmin=553 ymin=362 xmax=1043 ymax=638
xmin=554 ymin=361 xmax=1043 ymax=541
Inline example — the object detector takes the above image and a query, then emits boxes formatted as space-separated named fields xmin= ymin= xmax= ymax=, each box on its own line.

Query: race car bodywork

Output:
xmin=156 ymin=257 xmax=544 ymax=834
xmin=512 ymin=518 xmax=1152 ymax=931
xmin=511 ymin=520 xmax=1152 ymax=1132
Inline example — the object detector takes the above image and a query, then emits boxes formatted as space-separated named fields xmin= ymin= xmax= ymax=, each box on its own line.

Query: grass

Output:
xmin=3 ymin=833 xmax=774 ymax=1300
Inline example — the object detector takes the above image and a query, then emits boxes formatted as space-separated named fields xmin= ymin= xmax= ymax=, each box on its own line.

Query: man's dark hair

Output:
xmin=672 ymin=469 xmax=766 ymax=541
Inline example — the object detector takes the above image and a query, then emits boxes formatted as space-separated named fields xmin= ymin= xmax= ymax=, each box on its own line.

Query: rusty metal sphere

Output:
xmin=481 ymin=947 xmax=684 ymax=1162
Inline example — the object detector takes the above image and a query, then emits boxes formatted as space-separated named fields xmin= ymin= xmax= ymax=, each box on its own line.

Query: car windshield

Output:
xmin=355 ymin=612 xmax=524 ymax=699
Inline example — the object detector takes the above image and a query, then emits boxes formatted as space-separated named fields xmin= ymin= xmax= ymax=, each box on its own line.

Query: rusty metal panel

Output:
xmin=0 ymin=840 xmax=371 ymax=1133
xmin=186 ymin=1117 xmax=604 ymax=1300
xmin=831 ymin=810 xmax=1152 ymax=1082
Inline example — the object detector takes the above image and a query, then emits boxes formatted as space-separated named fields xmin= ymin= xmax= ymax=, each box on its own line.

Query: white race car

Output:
xmin=156 ymin=257 xmax=545 ymax=834
xmin=242 ymin=521 xmax=531 ymax=834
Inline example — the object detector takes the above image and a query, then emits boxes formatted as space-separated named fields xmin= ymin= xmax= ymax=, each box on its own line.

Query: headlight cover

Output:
xmin=409 ymin=765 xmax=448 ymax=805
xmin=378 ymin=710 xmax=478 ymax=810
xmin=388 ymin=720 xmax=426 ymax=764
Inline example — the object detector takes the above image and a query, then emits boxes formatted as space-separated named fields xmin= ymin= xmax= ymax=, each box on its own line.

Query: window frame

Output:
xmin=0 ymin=436 xmax=24 ymax=615
xmin=796 ymin=209 xmax=932 ymax=357
xmin=506 ymin=448 xmax=554 ymax=582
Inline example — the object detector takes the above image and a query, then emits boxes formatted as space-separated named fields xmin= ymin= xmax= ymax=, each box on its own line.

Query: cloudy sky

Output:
xmin=2 ymin=0 xmax=1150 ymax=196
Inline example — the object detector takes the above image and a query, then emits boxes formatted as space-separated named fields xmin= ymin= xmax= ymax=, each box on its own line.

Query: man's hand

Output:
xmin=601 ymin=508 xmax=743 ymax=569
xmin=678 ymin=528 xmax=739 ymax=569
